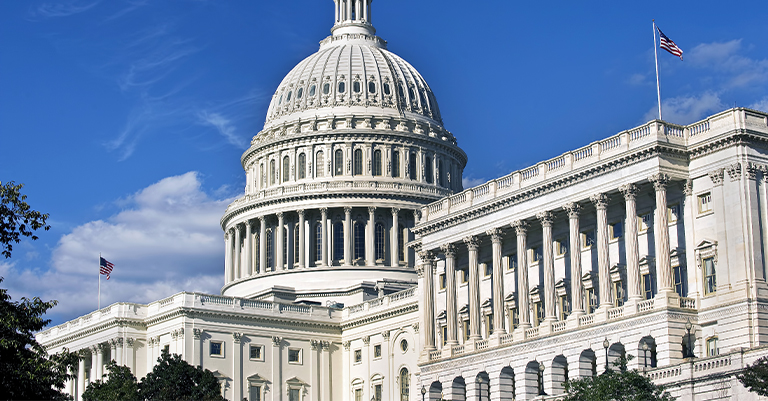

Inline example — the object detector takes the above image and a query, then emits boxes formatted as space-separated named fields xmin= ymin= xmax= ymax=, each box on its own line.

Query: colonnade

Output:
xmin=68 ymin=338 xmax=135 ymax=401
xmin=419 ymin=174 xmax=679 ymax=353
xmin=225 ymin=207 xmax=417 ymax=283
xmin=334 ymin=0 xmax=371 ymax=24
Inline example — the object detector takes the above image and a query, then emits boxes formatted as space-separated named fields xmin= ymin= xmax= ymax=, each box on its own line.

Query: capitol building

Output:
xmin=38 ymin=1 xmax=768 ymax=400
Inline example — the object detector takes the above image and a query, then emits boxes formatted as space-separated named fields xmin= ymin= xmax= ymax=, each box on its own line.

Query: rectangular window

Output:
xmin=252 ymin=385 xmax=262 ymax=401
xmin=668 ymin=203 xmax=680 ymax=223
xmin=484 ymin=263 xmax=492 ymax=277
xmin=354 ymin=349 xmax=362 ymax=363
xmin=610 ymin=221 xmax=623 ymax=240
xmin=439 ymin=273 xmax=446 ymax=290
xmin=289 ymin=388 xmax=300 ymax=401
xmin=613 ymin=282 xmax=624 ymax=307
xmin=374 ymin=384 xmax=382 ymax=401
xmin=706 ymin=337 xmax=719 ymax=357
xmin=163 ymin=344 xmax=170 ymax=353
xmin=288 ymin=348 xmax=302 ymax=364
xmin=250 ymin=345 xmax=264 ymax=361
xmin=704 ymin=257 xmax=717 ymax=294
xmin=531 ymin=246 xmax=542 ymax=262
xmin=638 ymin=213 xmax=652 ymax=232
xmin=535 ymin=302 xmax=545 ymax=325
xmin=507 ymin=255 xmax=517 ymax=270
xmin=560 ymin=295 xmax=570 ymax=319
xmin=460 ymin=269 xmax=468 ymax=284
xmin=210 ymin=341 xmax=223 ymax=357
xmin=581 ymin=230 xmax=596 ymax=248
xmin=556 ymin=240 xmax=567 ymax=256
xmin=373 ymin=344 xmax=382 ymax=359
xmin=355 ymin=389 xmax=363 ymax=401
xmin=673 ymin=265 xmax=684 ymax=297
xmin=586 ymin=288 xmax=597 ymax=314
xmin=510 ymin=308 xmax=519 ymax=330
xmin=642 ymin=273 xmax=654 ymax=300
xmin=484 ymin=314 xmax=493 ymax=337
xmin=698 ymin=193 xmax=713 ymax=214
xmin=463 ymin=320 xmax=470 ymax=341
xmin=442 ymin=326 xmax=448 ymax=346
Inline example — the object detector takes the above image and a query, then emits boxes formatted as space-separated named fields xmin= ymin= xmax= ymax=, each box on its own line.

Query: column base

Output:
xmin=653 ymin=290 xmax=679 ymax=309
xmin=513 ymin=325 xmax=530 ymax=342
xmin=442 ymin=342 xmax=458 ymax=357
xmin=539 ymin=320 xmax=555 ymax=336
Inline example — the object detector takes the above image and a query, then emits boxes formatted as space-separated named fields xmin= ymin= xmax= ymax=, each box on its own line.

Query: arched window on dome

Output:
xmin=419 ymin=91 xmax=427 ymax=109
xmin=353 ymin=149 xmax=363 ymax=176
xmin=294 ymin=223 xmax=299 ymax=267
xmin=278 ymin=94 xmax=283 ymax=105
xmin=354 ymin=221 xmax=364 ymax=260
xmin=353 ymin=81 xmax=361 ymax=93
xmin=282 ymin=156 xmax=290 ymax=183
xmin=408 ymin=87 xmax=415 ymax=100
xmin=270 ymin=160 xmax=276 ymax=185
xmin=338 ymin=81 xmax=346 ymax=93
xmin=375 ymin=222 xmax=385 ymax=261
xmin=333 ymin=221 xmax=344 ymax=262
xmin=399 ymin=368 xmax=410 ymax=401
xmin=316 ymin=151 xmax=324 ymax=178
xmin=398 ymin=84 xmax=405 ymax=99
xmin=297 ymin=87 xmax=303 ymax=99
xmin=425 ymin=156 xmax=433 ymax=184
xmin=368 ymin=82 xmax=376 ymax=94
xmin=372 ymin=150 xmax=382 ymax=176
xmin=309 ymin=85 xmax=316 ymax=97
xmin=283 ymin=226 xmax=288 ymax=268
xmin=392 ymin=151 xmax=400 ymax=178
xmin=383 ymin=83 xmax=391 ymax=95
xmin=266 ymin=229 xmax=273 ymax=271
xmin=438 ymin=159 xmax=444 ymax=186
xmin=409 ymin=152 xmax=417 ymax=180
xmin=315 ymin=223 xmax=322 ymax=263
xmin=335 ymin=149 xmax=344 ymax=176
xmin=323 ymin=83 xmax=330 ymax=95
xmin=398 ymin=223 xmax=405 ymax=262
xmin=298 ymin=153 xmax=306 ymax=179
xmin=286 ymin=91 xmax=292 ymax=102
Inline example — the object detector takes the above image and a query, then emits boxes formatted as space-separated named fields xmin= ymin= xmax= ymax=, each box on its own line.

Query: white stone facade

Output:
xmin=36 ymin=2 xmax=768 ymax=400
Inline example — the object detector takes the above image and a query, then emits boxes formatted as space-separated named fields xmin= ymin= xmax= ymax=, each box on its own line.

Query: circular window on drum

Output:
xmin=400 ymin=339 xmax=408 ymax=352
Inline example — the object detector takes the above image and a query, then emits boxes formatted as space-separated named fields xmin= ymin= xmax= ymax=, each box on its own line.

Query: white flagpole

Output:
xmin=653 ymin=20 xmax=663 ymax=121
xmin=98 ymin=253 xmax=101 ymax=310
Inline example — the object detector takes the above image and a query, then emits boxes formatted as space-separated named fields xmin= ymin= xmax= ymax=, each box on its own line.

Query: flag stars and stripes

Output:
xmin=658 ymin=27 xmax=683 ymax=60
xmin=100 ymin=257 xmax=115 ymax=280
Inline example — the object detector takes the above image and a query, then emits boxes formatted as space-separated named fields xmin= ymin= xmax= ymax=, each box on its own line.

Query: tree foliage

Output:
xmin=0 ymin=278 xmax=78 ymax=400
xmin=0 ymin=181 xmax=50 ymax=259
xmin=738 ymin=356 xmax=768 ymax=396
xmin=563 ymin=356 xmax=675 ymax=401
xmin=82 ymin=361 xmax=140 ymax=401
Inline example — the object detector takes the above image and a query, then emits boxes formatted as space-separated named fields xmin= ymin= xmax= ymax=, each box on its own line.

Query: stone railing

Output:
xmin=37 ymin=302 xmax=146 ymax=343
xmin=607 ymin=306 xmax=625 ymax=320
xmin=552 ymin=321 xmax=568 ymax=333
xmin=638 ymin=298 xmax=655 ymax=312
xmin=420 ymin=108 xmax=768 ymax=223
xmin=579 ymin=314 xmax=595 ymax=326
xmin=475 ymin=339 xmax=490 ymax=350
xmin=344 ymin=287 xmax=417 ymax=318
xmin=525 ymin=327 xmax=540 ymax=338
xmin=678 ymin=297 xmax=696 ymax=309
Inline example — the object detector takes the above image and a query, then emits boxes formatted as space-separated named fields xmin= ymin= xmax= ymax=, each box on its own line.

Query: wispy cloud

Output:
xmin=687 ymin=39 xmax=768 ymax=89
xmin=643 ymin=92 xmax=724 ymax=125
xmin=32 ymin=0 xmax=100 ymax=18
xmin=462 ymin=176 xmax=487 ymax=189
xmin=197 ymin=111 xmax=248 ymax=148
xmin=750 ymin=97 xmax=768 ymax=113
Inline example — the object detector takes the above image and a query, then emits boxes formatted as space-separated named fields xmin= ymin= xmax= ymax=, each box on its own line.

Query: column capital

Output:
xmin=381 ymin=330 xmax=391 ymax=339
xmin=276 ymin=211 xmax=284 ymax=219
xmin=193 ymin=328 xmax=202 ymax=339
xmin=536 ymin=211 xmax=555 ymax=227
xmin=413 ymin=209 xmax=421 ymax=222
xmin=418 ymin=249 xmax=436 ymax=262
xmin=441 ymin=243 xmax=457 ymax=258
xmin=258 ymin=215 xmax=266 ymax=223
xmin=297 ymin=209 xmax=305 ymax=218
xmin=310 ymin=339 xmax=320 ymax=350
xmin=320 ymin=207 xmax=328 ymax=215
xmin=727 ymin=162 xmax=743 ymax=182
xmin=463 ymin=235 xmax=481 ymax=250
xmin=344 ymin=206 xmax=352 ymax=215
xmin=511 ymin=220 xmax=529 ymax=235
xmin=343 ymin=341 xmax=351 ymax=351
xmin=391 ymin=207 xmax=400 ymax=216
xmin=648 ymin=173 xmax=671 ymax=189
xmin=681 ymin=179 xmax=694 ymax=196
xmin=321 ymin=341 xmax=331 ymax=351
xmin=486 ymin=228 xmax=504 ymax=243
xmin=619 ymin=183 xmax=640 ymax=200
xmin=590 ymin=193 xmax=610 ymax=209
xmin=362 ymin=335 xmax=370 ymax=345
xmin=563 ymin=202 xmax=582 ymax=218
xmin=272 ymin=336 xmax=282 ymax=347
xmin=233 ymin=332 xmax=242 ymax=343
xmin=368 ymin=206 xmax=377 ymax=214
xmin=709 ymin=168 xmax=725 ymax=186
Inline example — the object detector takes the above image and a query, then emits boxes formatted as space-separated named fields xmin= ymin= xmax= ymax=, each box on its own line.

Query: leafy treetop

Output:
xmin=1 ymin=181 xmax=50 ymax=258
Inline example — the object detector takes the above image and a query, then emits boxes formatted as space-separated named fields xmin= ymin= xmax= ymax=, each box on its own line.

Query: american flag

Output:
xmin=99 ymin=257 xmax=115 ymax=280
xmin=658 ymin=27 xmax=683 ymax=60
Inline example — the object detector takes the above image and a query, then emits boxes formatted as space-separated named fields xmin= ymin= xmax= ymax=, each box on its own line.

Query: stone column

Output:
xmin=89 ymin=346 xmax=98 ymax=384
xmin=234 ymin=224 xmax=242 ymax=280
xmin=232 ymin=333 xmax=242 ymax=401
xmin=276 ymin=212 xmax=284 ymax=270
xmin=465 ymin=236 xmax=482 ymax=342
xmin=244 ymin=220 xmax=253 ymax=277
xmin=321 ymin=208 xmax=329 ymax=267
xmin=344 ymin=206 xmax=352 ymax=265
xmin=537 ymin=211 xmax=557 ymax=321
xmin=259 ymin=216 xmax=266 ymax=273
xmin=487 ymin=228 xmax=506 ymax=336
xmin=591 ymin=193 xmax=612 ymax=307
xmin=271 ymin=337 xmax=282 ymax=400
xmin=125 ymin=338 xmax=135 ymax=374
xmin=620 ymin=184 xmax=642 ymax=302
xmin=366 ymin=207 xmax=376 ymax=265
xmin=419 ymin=250 xmax=437 ymax=352
xmin=95 ymin=344 xmax=104 ymax=381
xmin=77 ymin=354 xmax=86 ymax=401
xmin=442 ymin=243 xmax=459 ymax=346
xmin=224 ymin=231 xmax=232 ymax=283
xmin=563 ymin=203 xmax=585 ymax=316
xmin=391 ymin=208 xmax=400 ymax=267
xmin=649 ymin=173 xmax=674 ymax=293
xmin=512 ymin=220 xmax=531 ymax=329
xmin=114 ymin=338 xmax=123 ymax=366
xmin=320 ymin=341 xmax=331 ymax=401
xmin=297 ymin=210 xmax=305 ymax=269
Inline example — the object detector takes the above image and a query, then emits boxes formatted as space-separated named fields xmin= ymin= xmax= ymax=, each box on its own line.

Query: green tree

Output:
xmin=138 ymin=349 xmax=225 ymax=401
xmin=1 ymin=181 xmax=50 ymax=259
xmin=82 ymin=360 xmax=140 ymax=401
xmin=738 ymin=356 xmax=768 ymax=396
xmin=563 ymin=356 xmax=675 ymax=401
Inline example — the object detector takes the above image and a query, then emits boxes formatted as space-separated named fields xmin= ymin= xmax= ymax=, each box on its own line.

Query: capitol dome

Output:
xmin=220 ymin=0 xmax=466 ymax=303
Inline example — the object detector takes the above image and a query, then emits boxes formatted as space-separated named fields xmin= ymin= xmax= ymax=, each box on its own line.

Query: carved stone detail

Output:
xmin=511 ymin=220 xmax=529 ymax=235
xmin=726 ymin=163 xmax=742 ymax=182
xmin=272 ymin=336 xmax=282 ymax=347
xmin=563 ymin=202 xmax=582 ymax=218
xmin=536 ymin=211 xmax=554 ymax=227
xmin=233 ymin=332 xmax=242 ymax=343
xmin=619 ymin=183 xmax=639 ymax=200
xmin=441 ymin=243 xmax=457 ymax=258
xmin=590 ymin=193 xmax=610 ymax=208
xmin=463 ymin=235 xmax=481 ymax=250
xmin=709 ymin=168 xmax=725 ymax=186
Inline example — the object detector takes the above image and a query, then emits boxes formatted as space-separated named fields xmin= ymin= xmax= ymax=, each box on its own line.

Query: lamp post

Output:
xmin=538 ymin=362 xmax=546 ymax=395
xmin=603 ymin=338 xmax=610 ymax=372
xmin=684 ymin=318 xmax=694 ymax=358
xmin=421 ymin=385 xmax=426 ymax=401
xmin=642 ymin=341 xmax=649 ymax=370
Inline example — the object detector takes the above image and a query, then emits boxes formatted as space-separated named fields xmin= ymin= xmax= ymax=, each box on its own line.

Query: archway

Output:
xmin=497 ymin=366 xmax=515 ymax=401
xmin=578 ymin=349 xmax=597 ymax=378
xmin=549 ymin=354 xmax=568 ymax=395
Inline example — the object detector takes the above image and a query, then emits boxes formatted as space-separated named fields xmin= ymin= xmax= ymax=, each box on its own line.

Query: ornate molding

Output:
xmin=382 ymin=330 xmax=391 ymax=339
xmin=681 ymin=180 xmax=693 ymax=197
xmin=362 ymin=335 xmax=370 ymax=345
xmin=193 ymin=328 xmax=202 ymax=340
xmin=486 ymin=228 xmax=504 ymax=244
xmin=590 ymin=193 xmax=610 ymax=209
xmin=463 ymin=235 xmax=481 ymax=250
xmin=511 ymin=220 xmax=529 ymax=236
xmin=441 ymin=243 xmax=457 ymax=258
xmin=726 ymin=163 xmax=742 ymax=182
xmin=536 ymin=211 xmax=554 ymax=227
xmin=562 ymin=202 xmax=582 ymax=218
xmin=233 ymin=332 xmax=242 ymax=343
xmin=648 ymin=173 xmax=671 ymax=190
xmin=272 ymin=336 xmax=282 ymax=347
xmin=709 ymin=168 xmax=725 ymax=186
xmin=619 ymin=183 xmax=639 ymax=200
xmin=343 ymin=341 xmax=351 ymax=351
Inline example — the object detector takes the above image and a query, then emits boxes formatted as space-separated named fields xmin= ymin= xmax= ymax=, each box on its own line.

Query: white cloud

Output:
xmin=749 ymin=97 xmax=768 ymax=113
xmin=197 ymin=111 xmax=248 ymax=148
xmin=33 ymin=0 xmax=100 ymax=18
xmin=1 ymin=172 xmax=232 ymax=324
xmin=643 ymin=92 xmax=724 ymax=125
xmin=462 ymin=177 xmax=487 ymax=189
xmin=688 ymin=39 xmax=768 ymax=89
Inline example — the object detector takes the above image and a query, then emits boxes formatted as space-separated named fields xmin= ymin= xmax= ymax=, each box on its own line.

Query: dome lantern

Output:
xmin=331 ymin=0 xmax=375 ymax=37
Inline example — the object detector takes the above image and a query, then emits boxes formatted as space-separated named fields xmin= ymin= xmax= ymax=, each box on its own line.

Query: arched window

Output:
xmin=368 ymin=82 xmax=376 ymax=93
xmin=297 ymin=87 xmax=303 ymax=99
xmin=354 ymin=222 xmax=364 ymax=260
xmin=338 ymin=81 xmax=346 ymax=93
xmin=353 ymin=81 xmax=361 ymax=93
xmin=286 ymin=91 xmax=292 ymax=102
xmin=383 ymin=83 xmax=391 ymax=95
xmin=438 ymin=160 xmax=444 ymax=186
xmin=309 ymin=85 xmax=316 ymax=97
xmin=398 ymin=224 xmax=405 ymax=262
xmin=298 ymin=153 xmax=306 ymax=179
xmin=375 ymin=222 xmax=385 ymax=261
xmin=333 ymin=222 xmax=344 ymax=262
xmin=399 ymin=368 xmax=410 ymax=401
xmin=260 ymin=163 xmax=265 ymax=186
xmin=316 ymin=151 xmax=324 ymax=178
xmin=294 ymin=223 xmax=299 ymax=266
xmin=425 ymin=156 xmax=433 ymax=184
xmin=392 ymin=151 xmax=400 ymax=178
xmin=335 ymin=149 xmax=344 ymax=176
xmin=315 ymin=223 xmax=323 ymax=262
xmin=409 ymin=153 xmax=417 ymax=180
xmin=372 ymin=150 xmax=382 ymax=176
xmin=283 ymin=226 xmax=288 ymax=267
xmin=266 ymin=230 xmax=273 ymax=271
xmin=323 ymin=83 xmax=330 ymax=95
xmin=353 ymin=149 xmax=363 ymax=176
xmin=270 ymin=160 xmax=276 ymax=185
xmin=282 ymin=156 xmax=290 ymax=182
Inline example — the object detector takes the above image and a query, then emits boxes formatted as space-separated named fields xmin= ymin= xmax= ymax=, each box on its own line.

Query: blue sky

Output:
xmin=1 ymin=0 xmax=766 ymax=326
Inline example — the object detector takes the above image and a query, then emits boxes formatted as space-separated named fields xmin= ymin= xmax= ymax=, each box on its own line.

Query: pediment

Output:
xmin=247 ymin=373 xmax=270 ymax=384
xmin=696 ymin=239 xmax=717 ymax=250
xmin=481 ymin=298 xmax=492 ymax=308
xmin=285 ymin=376 xmax=309 ymax=387
xmin=210 ymin=370 xmax=230 ymax=380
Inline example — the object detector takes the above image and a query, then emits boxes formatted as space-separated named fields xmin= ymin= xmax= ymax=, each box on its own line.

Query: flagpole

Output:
xmin=653 ymin=20 xmax=663 ymax=121
xmin=98 ymin=253 xmax=101 ymax=310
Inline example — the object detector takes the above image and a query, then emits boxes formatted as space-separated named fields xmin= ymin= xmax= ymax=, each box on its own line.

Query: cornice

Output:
xmin=340 ymin=302 xmax=418 ymax=330
xmin=41 ymin=318 xmax=146 ymax=350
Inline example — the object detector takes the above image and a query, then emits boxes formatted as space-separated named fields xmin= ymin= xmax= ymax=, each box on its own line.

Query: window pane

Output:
xmin=392 ymin=151 xmax=400 ymax=177
xmin=316 ymin=151 xmax=324 ymax=177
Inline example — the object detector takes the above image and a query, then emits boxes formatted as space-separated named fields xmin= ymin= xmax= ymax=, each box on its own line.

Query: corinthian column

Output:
xmin=244 ymin=221 xmax=253 ymax=277
xmin=419 ymin=250 xmax=437 ymax=352
xmin=320 ymin=208 xmax=329 ymax=267
xmin=366 ymin=207 xmax=376 ymax=265
xmin=591 ymin=193 xmax=612 ymax=307
xmin=344 ymin=207 xmax=352 ymax=266
xmin=620 ymin=184 xmax=642 ymax=302
xmin=442 ymin=243 xmax=458 ymax=346
xmin=512 ymin=220 xmax=531 ymax=329
xmin=297 ymin=210 xmax=305 ymax=269
xmin=537 ymin=211 xmax=557 ymax=321
xmin=234 ymin=225 xmax=242 ymax=280
xmin=487 ymin=228 xmax=506 ymax=335
xmin=259 ymin=216 xmax=266 ymax=273
xmin=464 ymin=235 xmax=482 ymax=341
xmin=391 ymin=208 xmax=400 ymax=267
xmin=276 ymin=212 xmax=284 ymax=270
xmin=650 ymin=173 xmax=674 ymax=293
xmin=224 ymin=231 xmax=232 ymax=283
xmin=563 ymin=203 xmax=585 ymax=316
